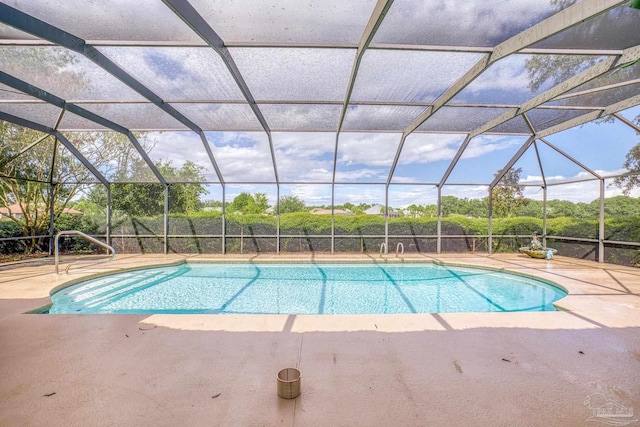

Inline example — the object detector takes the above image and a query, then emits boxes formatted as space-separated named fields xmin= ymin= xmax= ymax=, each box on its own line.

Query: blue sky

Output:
xmin=141 ymin=104 xmax=640 ymax=206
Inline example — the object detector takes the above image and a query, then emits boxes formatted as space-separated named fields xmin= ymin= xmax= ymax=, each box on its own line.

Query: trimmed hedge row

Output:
xmin=2 ymin=212 xmax=639 ymax=266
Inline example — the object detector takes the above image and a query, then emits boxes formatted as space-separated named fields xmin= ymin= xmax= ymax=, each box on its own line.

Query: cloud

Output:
xmin=374 ymin=0 xmax=567 ymax=46
xmin=204 ymin=132 xmax=276 ymax=181
xmin=146 ymin=132 xmax=209 ymax=165
xmin=460 ymin=135 xmax=524 ymax=160
xmin=283 ymin=184 xmax=332 ymax=205
xmin=99 ymin=47 xmax=244 ymax=101
xmin=520 ymin=169 xmax=640 ymax=202
xmin=337 ymin=133 xmax=401 ymax=166
xmin=352 ymin=50 xmax=483 ymax=103
xmin=273 ymin=132 xmax=335 ymax=181
xmin=454 ymin=55 xmax=535 ymax=103
xmin=399 ymin=134 xmax=466 ymax=165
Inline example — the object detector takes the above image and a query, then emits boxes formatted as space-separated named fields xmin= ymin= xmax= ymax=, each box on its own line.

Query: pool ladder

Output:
xmin=379 ymin=242 xmax=405 ymax=257
xmin=55 ymin=230 xmax=116 ymax=274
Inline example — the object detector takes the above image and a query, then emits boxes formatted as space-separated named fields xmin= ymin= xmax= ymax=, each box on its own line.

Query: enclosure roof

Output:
xmin=1 ymin=0 xmax=640 ymax=187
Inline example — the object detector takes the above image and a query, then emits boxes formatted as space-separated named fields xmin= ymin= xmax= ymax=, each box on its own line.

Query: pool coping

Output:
xmin=2 ymin=252 xmax=638 ymax=319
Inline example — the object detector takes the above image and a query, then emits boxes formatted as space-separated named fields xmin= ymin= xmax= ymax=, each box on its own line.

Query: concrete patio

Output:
xmin=1 ymin=253 xmax=639 ymax=426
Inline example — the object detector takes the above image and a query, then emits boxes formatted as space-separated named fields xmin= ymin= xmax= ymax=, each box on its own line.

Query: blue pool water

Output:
xmin=48 ymin=263 xmax=566 ymax=314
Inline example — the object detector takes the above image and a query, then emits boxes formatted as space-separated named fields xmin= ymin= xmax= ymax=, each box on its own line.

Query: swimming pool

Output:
xmin=48 ymin=262 xmax=566 ymax=314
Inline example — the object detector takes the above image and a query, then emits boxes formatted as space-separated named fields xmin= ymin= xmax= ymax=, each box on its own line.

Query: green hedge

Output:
xmin=3 ymin=213 xmax=639 ymax=266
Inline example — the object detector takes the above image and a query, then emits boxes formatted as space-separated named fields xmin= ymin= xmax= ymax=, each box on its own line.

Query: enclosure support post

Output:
xmin=331 ymin=184 xmax=335 ymax=255
xmin=106 ymin=184 xmax=111 ymax=247
xmin=48 ymin=135 xmax=59 ymax=256
xmin=163 ymin=184 xmax=169 ymax=255
xmin=542 ymin=186 xmax=547 ymax=248
xmin=488 ymin=187 xmax=493 ymax=255
xmin=384 ymin=184 xmax=389 ymax=255
xmin=276 ymin=185 xmax=280 ymax=255
xmin=221 ymin=184 xmax=226 ymax=255
xmin=48 ymin=182 xmax=55 ymax=256
xmin=436 ymin=186 xmax=442 ymax=254
xmin=598 ymin=179 xmax=605 ymax=263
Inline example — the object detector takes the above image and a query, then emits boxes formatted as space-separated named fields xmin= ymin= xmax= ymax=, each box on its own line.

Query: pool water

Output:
xmin=49 ymin=263 xmax=566 ymax=314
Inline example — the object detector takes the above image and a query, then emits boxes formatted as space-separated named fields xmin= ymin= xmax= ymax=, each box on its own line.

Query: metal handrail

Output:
xmin=55 ymin=230 xmax=116 ymax=274
xmin=396 ymin=242 xmax=404 ymax=257
xmin=379 ymin=242 xmax=387 ymax=257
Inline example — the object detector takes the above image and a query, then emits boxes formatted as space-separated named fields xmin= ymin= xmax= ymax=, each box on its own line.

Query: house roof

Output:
xmin=0 ymin=203 xmax=83 ymax=216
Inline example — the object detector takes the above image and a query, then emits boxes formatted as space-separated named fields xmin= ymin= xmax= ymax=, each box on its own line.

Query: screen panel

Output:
xmin=418 ymin=107 xmax=512 ymax=133
xmin=260 ymin=104 xmax=341 ymax=132
xmin=171 ymin=103 xmax=262 ymax=131
xmin=351 ymin=50 xmax=484 ymax=103
xmin=335 ymin=133 xmax=401 ymax=183
xmin=342 ymin=105 xmax=426 ymax=131
xmin=6 ymin=0 xmax=203 ymax=42
xmin=0 ymin=46 xmax=145 ymax=102
xmin=190 ymin=0 xmax=377 ymax=44
xmin=371 ymin=0 xmax=573 ymax=47
xmin=272 ymin=132 xmax=335 ymax=182
xmin=60 ymin=131 xmax=160 ymax=183
xmin=543 ymin=117 xmax=640 ymax=178
xmin=142 ymin=131 xmax=220 ymax=183
xmin=452 ymin=54 xmax=609 ymax=106
xmin=230 ymin=48 xmax=355 ymax=102
xmin=79 ymin=103 xmax=188 ymax=130
xmin=447 ymin=135 xmax=528 ymax=184
xmin=531 ymin=5 xmax=640 ymax=50
xmin=0 ymin=103 xmax=62 ymax=128
xmin=391 ymin=133 xmax=466 ymax=184
xmin=205 ymin=132 xmax=276 ymax=182
xmin=98 ymin=47 xmax=245 ymax=102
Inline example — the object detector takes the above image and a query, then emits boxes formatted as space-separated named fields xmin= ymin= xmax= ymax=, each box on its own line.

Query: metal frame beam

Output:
xmin=598 ymin=179 xmax=605 ymax=263
xmin=161 ymin=0 xmax=270 ymax=185
xmin=555 ymin=78 xmax=640 ymax=101
xmin=0 ymin=3 xmax=223 ymax=185
xmin=3 ymin=35 xmax=634 ymax=58
xmin=0 ymin=111 xmax=110 ymax=186
xmin=536 ymin=93 xmax=640 ymax=138
xmin=488 ymin=137 xmax=536 ymax=190
xmin=326 ymin=0 xmax=394 ymax=254
xmin=434 ymin=43 xmax=640 ymax=187
xmin=436 ymin=134 xmax=472 ymax=189
xmin=387 ymin=0 xmax=625 ymax=186
xmin=532 ymin=140 xmax=547 ymax=188
xmin=0 ymin=70 xmax=167 ymax=185
xmin=0 ymin=133 xmax=50 ymax=169
xmin=613 ymin=113 xmax=640 ymax=133
xmin=538 ymin=138 xmax=601 ymax=179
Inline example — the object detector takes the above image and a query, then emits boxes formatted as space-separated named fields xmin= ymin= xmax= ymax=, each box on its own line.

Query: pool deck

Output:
xmin=1 ymin=253 xmax=639 ymax=426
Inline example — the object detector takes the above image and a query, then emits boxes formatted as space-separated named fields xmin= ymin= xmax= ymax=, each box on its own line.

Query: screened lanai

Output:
xmin=1 ymin=0 xmax=640 ymax=264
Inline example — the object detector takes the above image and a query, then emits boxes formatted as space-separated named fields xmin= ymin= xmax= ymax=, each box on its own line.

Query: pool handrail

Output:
xmin=54 ymin=230 xmax=116 ymax=274
xmin=396 ymin=242 xmax=404 ymax=257
xmin=379 ymin=242 xmax=387 ymax=257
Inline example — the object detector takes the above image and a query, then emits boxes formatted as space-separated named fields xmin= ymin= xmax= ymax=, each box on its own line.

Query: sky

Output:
xmin=141 ymin=103 xmax=640 ymax=207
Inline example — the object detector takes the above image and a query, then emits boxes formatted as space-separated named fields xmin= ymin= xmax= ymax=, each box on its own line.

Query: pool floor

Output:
xmin=49 ymin=263 xmax=566 ymax=314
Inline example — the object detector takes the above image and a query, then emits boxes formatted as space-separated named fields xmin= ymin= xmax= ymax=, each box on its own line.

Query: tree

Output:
xmin=110 ymin=160 xmax=206 ymax=216
xmin=406 ymin=204 xmax=422 ymax=218
xmin=440 ymin=195 xmax=466 ymax=216
xmin=613 ymin=142 xmax=640 ymax=195
xmin=279 ymin=195 xmax=306 ymax=214
xmin=228 ymin=192 xmax=269 ymax=214
xmin=0 ymin=125 xmax=145 ymax=251
xmin=491 ymin=167 xmax=527 ymax=217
